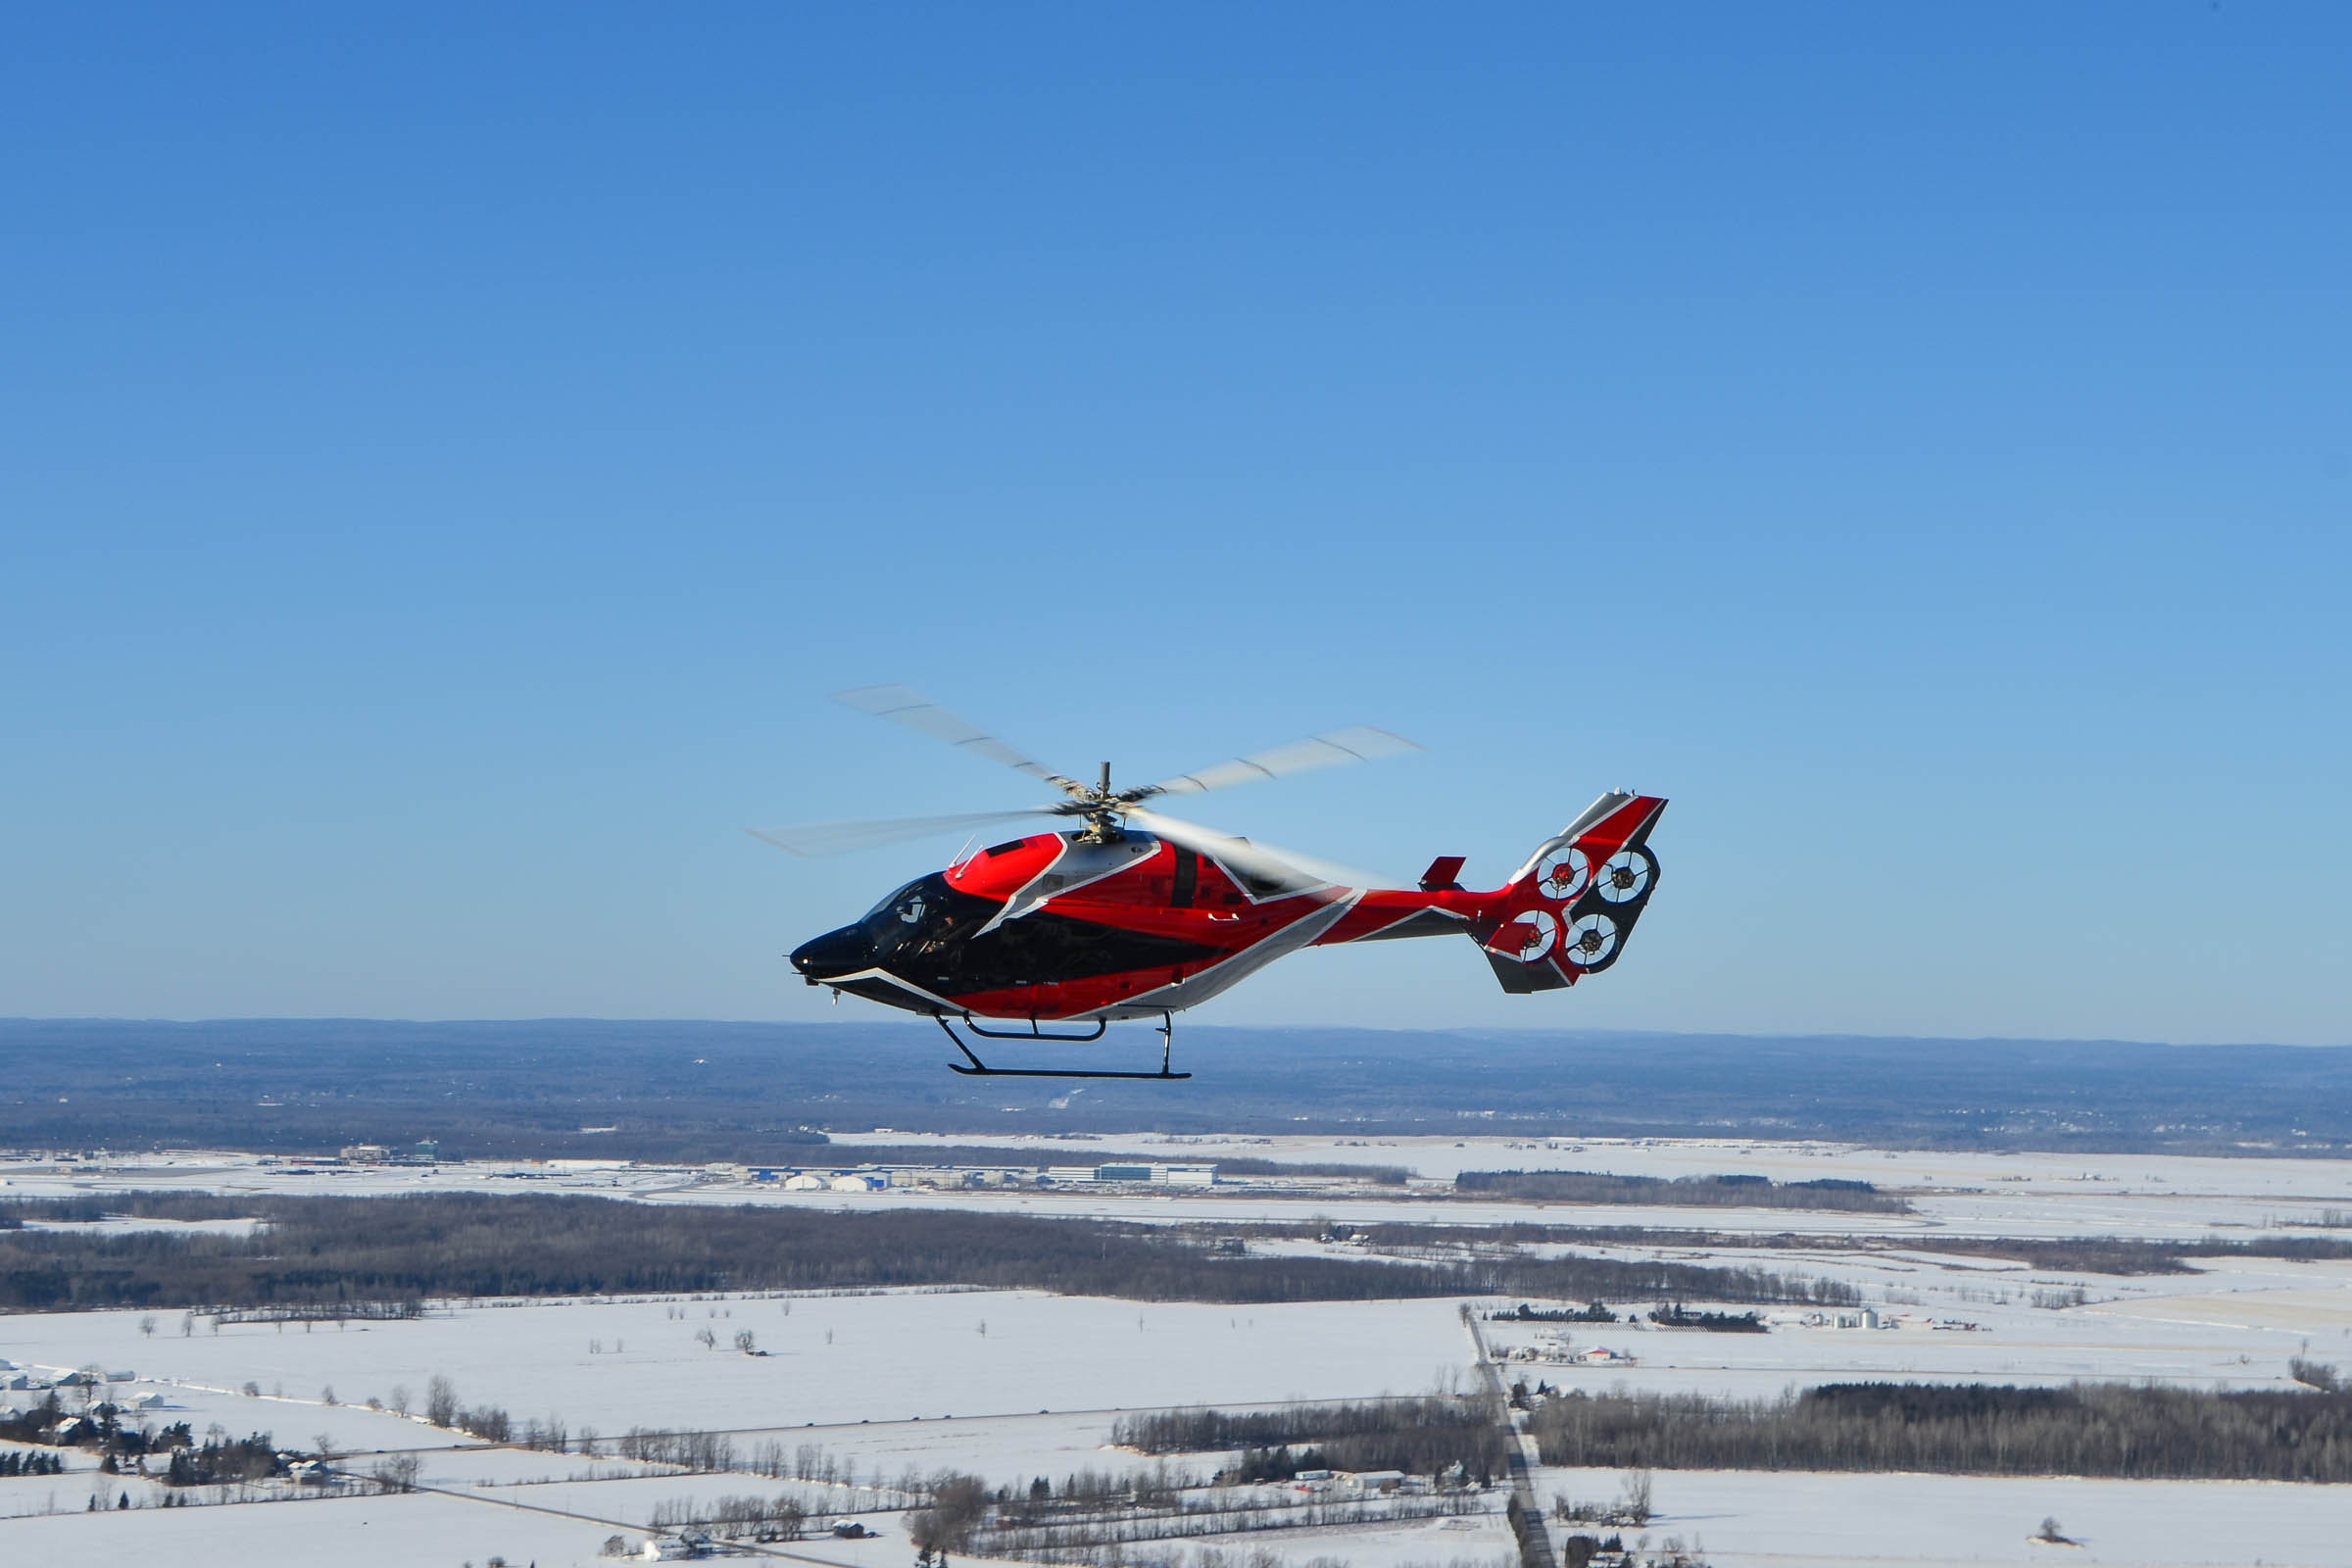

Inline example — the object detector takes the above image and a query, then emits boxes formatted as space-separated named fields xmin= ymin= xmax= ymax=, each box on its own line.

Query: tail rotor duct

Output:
xmin=1595 ymin=847 xmax=1655 ymax=905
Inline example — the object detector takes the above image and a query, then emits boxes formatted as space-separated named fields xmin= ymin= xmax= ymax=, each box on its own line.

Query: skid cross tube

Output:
xmin=935 ymin=1011 xmax=1189 ymax=1080
xmin=961 ymin=1014 xmax=1108 ymax=1044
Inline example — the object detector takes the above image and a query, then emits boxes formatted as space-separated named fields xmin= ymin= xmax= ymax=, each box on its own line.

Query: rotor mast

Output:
xmin=1082 ymin=760 xmax=1122 ymax=843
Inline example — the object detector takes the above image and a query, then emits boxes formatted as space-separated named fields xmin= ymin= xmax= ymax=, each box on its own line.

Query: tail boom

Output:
xmin=1313 ymin=792 xmax=1666 ymax=993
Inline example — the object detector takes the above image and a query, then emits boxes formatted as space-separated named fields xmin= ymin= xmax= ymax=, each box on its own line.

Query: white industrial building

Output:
xmin=1044 ymin=1162 xmax=1215 ymax=1187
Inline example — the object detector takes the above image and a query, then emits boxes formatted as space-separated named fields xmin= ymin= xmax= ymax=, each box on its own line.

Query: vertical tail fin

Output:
xmin=1479 ymin=793 xmax=1666 ymax=993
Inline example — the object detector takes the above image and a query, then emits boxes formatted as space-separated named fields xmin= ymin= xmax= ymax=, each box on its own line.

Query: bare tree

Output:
xmin=389 ymin=1384 xmax=412 ymax=1419
xmin=1617 ymin=1469 xmax=1652 ymax=1526
xmin=734 ymin=1330 xmax=757 ymax=1354
xmin=908 ymin=1473 xmax=990 ymax=1560
xmin=2290 ymin=1357 xmax=2341 ymax=1393
xmin=425 ymin=1374 xmax=459 ymax=1428
xmin=371 ymin=1455 xmax=419 ymax=1494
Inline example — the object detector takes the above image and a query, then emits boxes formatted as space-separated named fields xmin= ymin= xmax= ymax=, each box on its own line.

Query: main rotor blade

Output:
xmin=1138 ymin=724 xmax=1421 ymax=800
xmin=836 ymin=685 xmax=1084 ymax=797
xmin=1124 ymin=807 xmax=1401 ymax=893
xmin=747 ymin=808 xmax=1062 ymax=858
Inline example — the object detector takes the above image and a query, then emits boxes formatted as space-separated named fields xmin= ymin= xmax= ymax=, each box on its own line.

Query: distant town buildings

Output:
xmin=1045 ymin=1162 xmax=1215 ymax=1187
xmin=746 ymin=1160 xmax=1218 ymax=1191
xmin=1758 ymin=1306 xmax=1985 ymax=1332
xmin=334 ymin=1139 xmax=439 ymax=1165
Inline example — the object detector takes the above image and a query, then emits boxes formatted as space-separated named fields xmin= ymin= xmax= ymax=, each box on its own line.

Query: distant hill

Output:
xmin=2 ymin=1018 xmax=2347 ymax=1159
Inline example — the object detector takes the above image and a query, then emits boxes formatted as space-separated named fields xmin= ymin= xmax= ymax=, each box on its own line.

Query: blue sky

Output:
xmin=3 ymin=5 xmax=2345 ymax=1041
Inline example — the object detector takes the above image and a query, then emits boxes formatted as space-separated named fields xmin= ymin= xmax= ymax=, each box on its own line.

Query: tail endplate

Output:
xmin=1478 ymin=792 xmax=1666 ymax=994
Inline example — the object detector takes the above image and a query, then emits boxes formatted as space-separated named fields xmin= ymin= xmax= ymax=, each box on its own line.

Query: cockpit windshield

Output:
xmin=860 ymin=877 xmax=936 ymax=956
xmin=857 ymin=873 xmax=981 ymax=962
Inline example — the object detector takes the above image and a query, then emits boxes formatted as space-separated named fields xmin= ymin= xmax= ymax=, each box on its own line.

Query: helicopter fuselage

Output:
xmin=790 ymin=792 xmax=1667 ymax=1022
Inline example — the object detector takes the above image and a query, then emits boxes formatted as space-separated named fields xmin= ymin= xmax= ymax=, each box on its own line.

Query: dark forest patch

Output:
xmin=1531 ymin=1382 xmax=2352 ymax=1482
xmin=0 ymin=1192 xmax=1850 ymax=1312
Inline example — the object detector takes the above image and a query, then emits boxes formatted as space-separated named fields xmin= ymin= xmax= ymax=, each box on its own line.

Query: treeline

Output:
xmin=0 ymin=1192 xmax=1851 ymax=1310
xmin=649 ymin=1492 xmax=808 ymax=1542
xmin=1646 ymin=1304 xmax=1764 ymax=1332
xmin=1113 ymin=1396 xmax=1508 ymax=1481
xmin=1494 ymin=1301 xmax=1616 ymax=1323
xmin=1455 ymin=1170 xmax=1906 ymax=1213
xmin=1531 ymin=1382 xmax=2352 ymax=1483
xmin=980 ymin=1478 xmax=1482 ymax=1563
xmin=164 ymin=1432 xmax=284 ymax=1487
xmin=1369 ymin=1219 xmax=2352 ymax=1278
xmin=1870 ymin=1233 xmax=2352 ymax=1276
xmin=0 ymin=1191 xmax=250 ymax=1226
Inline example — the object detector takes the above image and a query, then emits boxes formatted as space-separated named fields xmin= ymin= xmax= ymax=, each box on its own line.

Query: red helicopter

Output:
xmin=759 ymin=687 xmax=1666 ymax=1079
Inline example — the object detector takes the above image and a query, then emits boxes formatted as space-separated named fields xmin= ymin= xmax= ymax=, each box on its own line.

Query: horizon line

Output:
xmin=3 ymin=1015 xmax=2345 ymax=1052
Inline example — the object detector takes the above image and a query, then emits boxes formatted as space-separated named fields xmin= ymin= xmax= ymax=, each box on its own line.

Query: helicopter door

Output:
xmin=1171 ymin=845 xmax=1198 ymax=908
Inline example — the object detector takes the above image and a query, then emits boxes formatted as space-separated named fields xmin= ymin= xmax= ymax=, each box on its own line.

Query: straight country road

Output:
xmin=1462 ymin=1306 xmax=1556 ymax=1568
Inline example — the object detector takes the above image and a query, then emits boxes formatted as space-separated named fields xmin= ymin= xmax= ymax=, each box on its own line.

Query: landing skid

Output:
xmin=934 ymin=1011 xmax=1189 ymax=1080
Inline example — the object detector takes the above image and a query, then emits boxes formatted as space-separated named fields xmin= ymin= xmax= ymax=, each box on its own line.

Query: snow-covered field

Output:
xmin=0 ymin=1489 xmax=636 ymax=1568
xmin=2 ymin=1292 xmax=1471 ymax=1439
xmin=12 ymin=1134 xmax=2350 ymax=1238
xmin=1535 ymin=1465 xmax=2352 ymax=1568
xmin=1170 ymin=1509 xmax=1518 ymax=1568
xmin=4 ymin=1135 xmax=2349 ymax=1565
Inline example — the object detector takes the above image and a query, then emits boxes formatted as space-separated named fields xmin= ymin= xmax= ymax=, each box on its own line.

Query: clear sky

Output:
xmin=4 ymin=5 xmax=2345 ymax=1042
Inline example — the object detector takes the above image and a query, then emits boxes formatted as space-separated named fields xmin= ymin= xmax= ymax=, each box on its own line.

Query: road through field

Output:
xmin=1463 ymin=1305 xmax=1555 ymax=1568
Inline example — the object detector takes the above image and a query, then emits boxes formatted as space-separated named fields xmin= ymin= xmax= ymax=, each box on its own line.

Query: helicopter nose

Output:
xmin=789 ymin=925 xmax=871 ymax=982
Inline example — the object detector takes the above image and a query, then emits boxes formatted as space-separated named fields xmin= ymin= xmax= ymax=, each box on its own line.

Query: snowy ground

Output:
xmin=0 ymin=1489 xmax=641 ymax=1568
xmin=3 ymin=1136 xmax=2349 ymax=1565
xmin=1535 ymin=1465 xmax=2352 ymax=1568
xmin=2 ymin=1292 xmax=1472 ymax=1440
xmin=1166 ymin=1508 xmax=1517 ymax=1568
xmin=11 ymin=1135 xmax=2350 ymax=1239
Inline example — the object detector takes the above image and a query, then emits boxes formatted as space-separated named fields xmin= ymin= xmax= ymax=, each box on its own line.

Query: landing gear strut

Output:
xmin=936 ymin=1010 xmax=1189 ymax=1080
